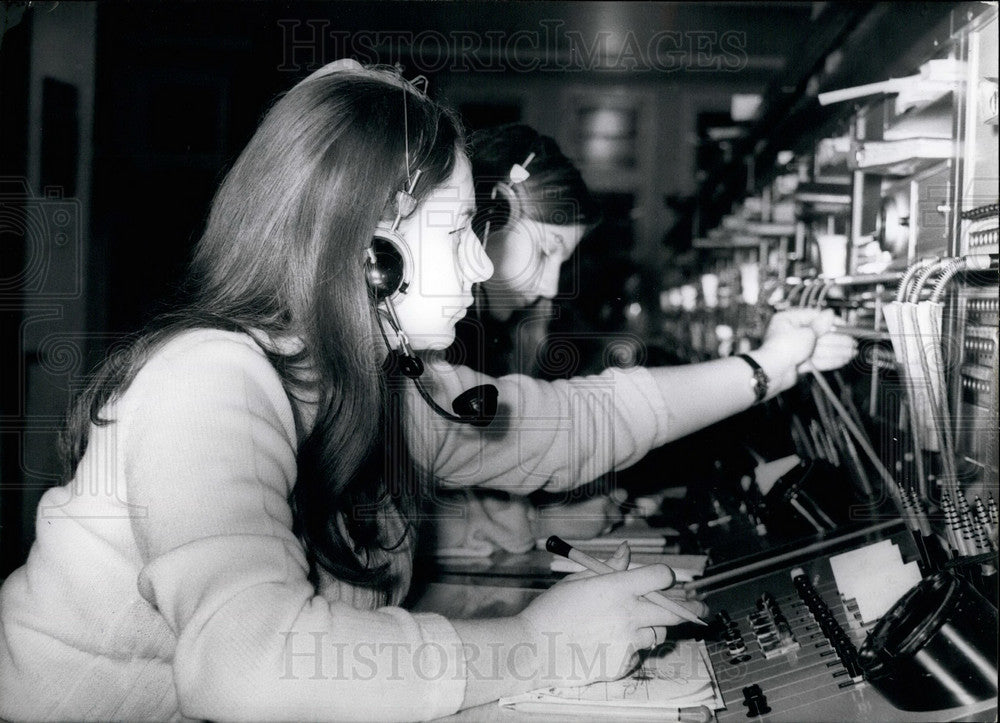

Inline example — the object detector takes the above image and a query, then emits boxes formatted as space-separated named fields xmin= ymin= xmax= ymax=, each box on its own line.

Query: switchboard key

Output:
xmin=742 ymin=685 xmax=771 ymax=718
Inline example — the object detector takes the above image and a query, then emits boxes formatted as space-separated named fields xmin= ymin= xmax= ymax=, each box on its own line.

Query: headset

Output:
xmin=366 ymin=176 xmax=498 ymax=428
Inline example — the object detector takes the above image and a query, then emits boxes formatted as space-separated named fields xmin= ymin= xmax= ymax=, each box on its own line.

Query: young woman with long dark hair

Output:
xmin=0 ymin=62 xmax=852 ymax=721
xmin=0 ymin=61 xmax=710 ymax=722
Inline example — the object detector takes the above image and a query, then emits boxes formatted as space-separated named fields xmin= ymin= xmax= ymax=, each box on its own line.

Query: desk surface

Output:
xmin=410 ymin=581 xmax=542 ymax=620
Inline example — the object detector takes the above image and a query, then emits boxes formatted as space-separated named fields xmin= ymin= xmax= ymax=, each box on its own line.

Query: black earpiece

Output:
xmin=366 ymin=225 xmax=410 ymax=301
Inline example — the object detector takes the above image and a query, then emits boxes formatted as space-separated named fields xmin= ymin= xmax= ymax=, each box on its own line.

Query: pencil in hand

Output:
xmin=545 ymin=535 xmax=707 ymax=626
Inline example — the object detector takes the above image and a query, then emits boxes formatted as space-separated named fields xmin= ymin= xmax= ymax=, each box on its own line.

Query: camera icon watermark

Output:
xmin=0 ymin=178 xmax=83 ymax=302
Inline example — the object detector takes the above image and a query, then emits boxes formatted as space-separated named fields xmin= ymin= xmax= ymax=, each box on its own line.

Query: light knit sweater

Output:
xmin=0 ymin=329 xmax=672 ymax=722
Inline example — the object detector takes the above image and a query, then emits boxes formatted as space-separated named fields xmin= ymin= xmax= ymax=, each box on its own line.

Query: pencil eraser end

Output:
xmin=545 ymin=535 xmax=572 ymax=558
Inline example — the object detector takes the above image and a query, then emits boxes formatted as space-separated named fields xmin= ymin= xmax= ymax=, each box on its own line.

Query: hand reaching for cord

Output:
xmin=754 ymin=309 xmax=858 ymax=394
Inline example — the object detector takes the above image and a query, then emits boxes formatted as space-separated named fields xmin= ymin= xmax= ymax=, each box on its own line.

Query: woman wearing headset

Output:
xmin=436 ymin=124 xmax=621 ymax=553
xmin=437 ymin=123 xmax=854 ymax=558
xmin=0 ymin=62 xmax=705 ymax=722
xmin=0 ymin=63 xmax=849 ymax=721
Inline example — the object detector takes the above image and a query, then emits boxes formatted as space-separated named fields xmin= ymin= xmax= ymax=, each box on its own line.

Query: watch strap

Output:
xmin=736 ymin=353 xmax=769 ymax=404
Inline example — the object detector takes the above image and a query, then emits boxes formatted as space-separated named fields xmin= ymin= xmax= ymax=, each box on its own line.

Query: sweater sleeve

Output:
xmin=404 ymin=353 xmax=673 ymax=495
xmin=124 ymin=333 xmax=466 ymax=722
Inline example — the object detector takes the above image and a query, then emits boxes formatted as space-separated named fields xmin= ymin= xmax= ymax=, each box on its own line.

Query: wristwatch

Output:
xmin=736 ymin=353 xmax=769 ymax=404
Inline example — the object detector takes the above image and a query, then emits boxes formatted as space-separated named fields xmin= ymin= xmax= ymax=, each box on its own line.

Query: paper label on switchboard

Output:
xmin=499 ymin=639 xmax=724 ymax=711
xmin=829 ymin=540 xmax=922 ymax=623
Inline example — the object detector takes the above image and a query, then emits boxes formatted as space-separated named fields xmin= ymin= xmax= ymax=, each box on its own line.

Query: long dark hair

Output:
xmin=62 ymin=65 xmax=463 ymax=597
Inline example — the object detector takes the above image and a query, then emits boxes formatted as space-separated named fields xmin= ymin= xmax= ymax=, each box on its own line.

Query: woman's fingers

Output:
xmin=809 ymin=308 xmax=836 ymax=335
xmin=633 ymin=596 xmax=709 ymax=628
xmin=520 ymin=562 xmax=712 ymax=687
xmin=816 ymin=332 xmax=857 ymax=354
xmin=584 ymin=564 xmax=710 ymax=629
xmin=767 ymin=307 xmax=830 ymax=335
xmin=561 ymin=542 xmax=631 ymax=581
xmin=643 ymin=626 xmax=668 ymax=649
xmin=621 ymin=562 xmax=677 ymax=593
xmin=808 ymin=333 xmax=858 ymax=370
xmin=605 ymin=541 xmax=631 ymax=571
xmin=678 ymin=599 xmax=710 ymax=620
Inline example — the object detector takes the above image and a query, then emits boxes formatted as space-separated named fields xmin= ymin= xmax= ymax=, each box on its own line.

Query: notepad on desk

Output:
xmin=498 ymin=639 xmax=724 ymax=717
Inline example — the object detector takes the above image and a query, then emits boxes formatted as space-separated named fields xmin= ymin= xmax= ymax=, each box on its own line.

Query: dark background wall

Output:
xmin=91 ymin=1 xmax=811 ymax=332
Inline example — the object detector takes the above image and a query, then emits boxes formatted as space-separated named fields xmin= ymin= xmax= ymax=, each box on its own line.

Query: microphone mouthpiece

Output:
xmin=452 ymin=384 xmax=498 ymax=427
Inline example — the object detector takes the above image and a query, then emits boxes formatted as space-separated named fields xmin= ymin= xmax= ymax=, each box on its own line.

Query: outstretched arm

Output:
xmin=408 ymin=308 xmax=854 ymax=495
xmin=646 ymin=309 xmax=855 ymax=440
